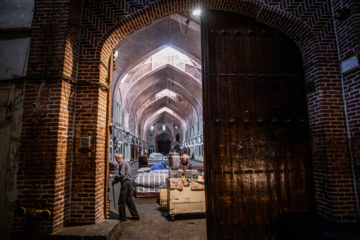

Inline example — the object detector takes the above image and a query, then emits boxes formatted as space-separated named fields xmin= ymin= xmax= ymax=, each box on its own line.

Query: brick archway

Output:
xmin=92 ymin=0 xmax=357 ymax=223
xmin=99 ymin=1 xmax=319 ymax=80
xmin=14 ymin=0 xmax=359 ymax=236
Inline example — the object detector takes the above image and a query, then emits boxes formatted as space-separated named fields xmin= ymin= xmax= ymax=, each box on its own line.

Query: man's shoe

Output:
xmin=119 ymin=218 xmax=127 ymax=222
xmin=130 ymin=217 xmax=140 ymax=220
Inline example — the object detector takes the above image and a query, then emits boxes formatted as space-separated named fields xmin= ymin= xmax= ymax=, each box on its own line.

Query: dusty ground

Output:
xmin=111 ymin=197 xmax=206 ymax=240
xmin=108 ymin=160 xmax=207 ymax=240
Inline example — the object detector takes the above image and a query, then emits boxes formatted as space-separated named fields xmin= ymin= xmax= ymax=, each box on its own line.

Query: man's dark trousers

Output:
xmin=118 ymin=179 xmax=139 ymax=220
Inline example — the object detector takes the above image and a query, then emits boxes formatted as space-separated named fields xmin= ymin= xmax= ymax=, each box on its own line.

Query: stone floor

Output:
xmin=111 ymin=198 xmax=207 ymax=240
xmin=108 ymin=159 xmax=207 ymax=240
xmin=51 ymin=159 xmax=360 ymax=240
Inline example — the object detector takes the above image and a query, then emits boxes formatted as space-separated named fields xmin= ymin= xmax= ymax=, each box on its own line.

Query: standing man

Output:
xmin=112 ymin=153 xmax=140 ymax=222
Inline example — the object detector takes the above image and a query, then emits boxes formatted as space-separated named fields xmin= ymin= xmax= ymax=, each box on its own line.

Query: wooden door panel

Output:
xmin=202 ymin=10 xmax=314 ymax=239
xmin=0 ymin=85 xmax=14 ymax=229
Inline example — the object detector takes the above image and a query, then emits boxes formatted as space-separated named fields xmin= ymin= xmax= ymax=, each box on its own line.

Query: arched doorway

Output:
xmin=155 ymin=125 xmax=173 ymax=154
xmin=173 ymin=143 xmax=181 ymax=153
xmin=156 ymin=132 xmax=172 ymax=154
xmin=98 ymin=5 xmax=318 ymax=238
xmin=91 ymin=3 xmax=350 ymax=240
xmin=12 ymin=0 xmax=360 ymax=238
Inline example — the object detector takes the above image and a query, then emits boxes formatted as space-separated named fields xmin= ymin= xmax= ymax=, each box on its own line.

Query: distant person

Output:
xmin=112 ymin=153 xmax=140 ymax=222
xmin=179 ymin=154 xmax=194 ymax=174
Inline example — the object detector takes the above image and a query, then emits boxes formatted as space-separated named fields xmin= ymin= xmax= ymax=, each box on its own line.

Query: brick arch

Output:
xmin=97 ymin=0 xmax=322 ymax=128
xmin=76 ymin=0 xmax=358 ymax=227
xmin=98 ymin=0 xmax=321 ymax=138
xmin=96 ymin=0 xmax=322 ymax=133
xmin=98 ymin=0 xmax=319 ymax=66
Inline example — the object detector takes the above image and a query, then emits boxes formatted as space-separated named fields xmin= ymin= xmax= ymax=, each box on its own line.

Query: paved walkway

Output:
xmin=109 ymin=160 xmax=207 ymax=240
xmin=113 ymin=198 xmax=206 ymax=240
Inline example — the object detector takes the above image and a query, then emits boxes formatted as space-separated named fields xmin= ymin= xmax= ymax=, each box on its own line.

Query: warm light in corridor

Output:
xmin=121 ymin=73 xmax=128 ymax=83
xmin=156 ymin=89 xmax=177 ymax=100
xmin=192 ymin=9 xmax=201 ymax=16
xmin=156 ymin=107 xmax=174 ymax=115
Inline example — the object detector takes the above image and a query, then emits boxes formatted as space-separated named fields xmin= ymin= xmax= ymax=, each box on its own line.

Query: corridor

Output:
xmin=108 ymin=160 xmax=206 ymax=240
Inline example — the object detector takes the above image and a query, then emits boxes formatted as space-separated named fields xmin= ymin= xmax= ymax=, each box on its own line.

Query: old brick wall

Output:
xmin=98 ymin=0 xmax=360 ymax=222
xmin=71 ymin=57 xmax=109 ymax=224
xmin=336 ymin=0 xmax=360 ymax=217
xmin=13 ymin=0 xmax=81 ymax=235
xmin=12 ymin=0 xmax=360 ymax=236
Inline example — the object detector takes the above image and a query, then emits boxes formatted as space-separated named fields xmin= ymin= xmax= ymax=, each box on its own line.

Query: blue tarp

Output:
xmin=150 ymin=161 xmax=168 ymax=170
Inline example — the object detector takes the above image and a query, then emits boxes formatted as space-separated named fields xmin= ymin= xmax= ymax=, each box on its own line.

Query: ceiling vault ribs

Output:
xmin=113 ymin=14 xmax=202 ymax=138
xmin=144 ymin=112 xmax=185 ymax=134
xmin=124 ymin=64 xmax=201 ymax=109
xmin=129 ymin=77 xmax=201 ymax=121
xmin=130 ymin=79 xmax=201 ymax=122
xmin=138 ymin=96 xmax=194 ymax=127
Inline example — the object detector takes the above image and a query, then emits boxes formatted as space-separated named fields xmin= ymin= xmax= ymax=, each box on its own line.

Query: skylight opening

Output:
xmin=155 ymin=89 xmax=177 ymax=100
xmin=158 ymin=47 xmax=182 ymax=56
xmin=121 ymin=46 xmax=201 ymax=92
xmin=156 ymin=107 xmax=174 ymax=115
xmin=155 ymin=47 xmax=192 ymax=66
xmin=120 ymin=73 xmax=128 ymax=83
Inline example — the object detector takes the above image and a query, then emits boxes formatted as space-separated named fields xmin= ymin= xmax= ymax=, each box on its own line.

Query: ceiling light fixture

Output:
xmin=193 ymin=9 xmax=201 ymax=16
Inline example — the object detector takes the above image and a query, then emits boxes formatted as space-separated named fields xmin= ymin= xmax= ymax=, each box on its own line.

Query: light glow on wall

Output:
xmin=156 ymin=89 xmax=177 ymax=100
xmin=156 ymin=107 xmax=174 ymax=115
xmin=193 ymin=9 xmax=201 ymax=16
xmin=121 ymin=73 xmax=128 ymax=83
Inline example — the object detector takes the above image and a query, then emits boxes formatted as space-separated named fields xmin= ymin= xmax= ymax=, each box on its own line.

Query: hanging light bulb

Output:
xmin=193 ymin=9 xmax=201 ymax=16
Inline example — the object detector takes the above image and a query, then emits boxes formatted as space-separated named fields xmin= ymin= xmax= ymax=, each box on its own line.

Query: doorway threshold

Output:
xmin=50 ymin=219 xmax=120 ymax=240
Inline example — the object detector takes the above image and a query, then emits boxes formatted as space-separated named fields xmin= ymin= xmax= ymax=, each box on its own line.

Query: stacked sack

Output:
xmin=185 ymin=169 xmax=199 ymax=179
xmin=169 ymin=170 xmax=182 ymax=178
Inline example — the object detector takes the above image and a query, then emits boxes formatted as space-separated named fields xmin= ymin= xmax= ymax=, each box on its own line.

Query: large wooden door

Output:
xmin=0 ymin=84 xmax=14 ymax=234
xmin=201 ymin=10 xmax=314 ymax=239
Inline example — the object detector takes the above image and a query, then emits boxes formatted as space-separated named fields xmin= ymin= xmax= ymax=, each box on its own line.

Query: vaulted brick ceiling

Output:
xmin=113 ymin=14 xmax=201 ymax=134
